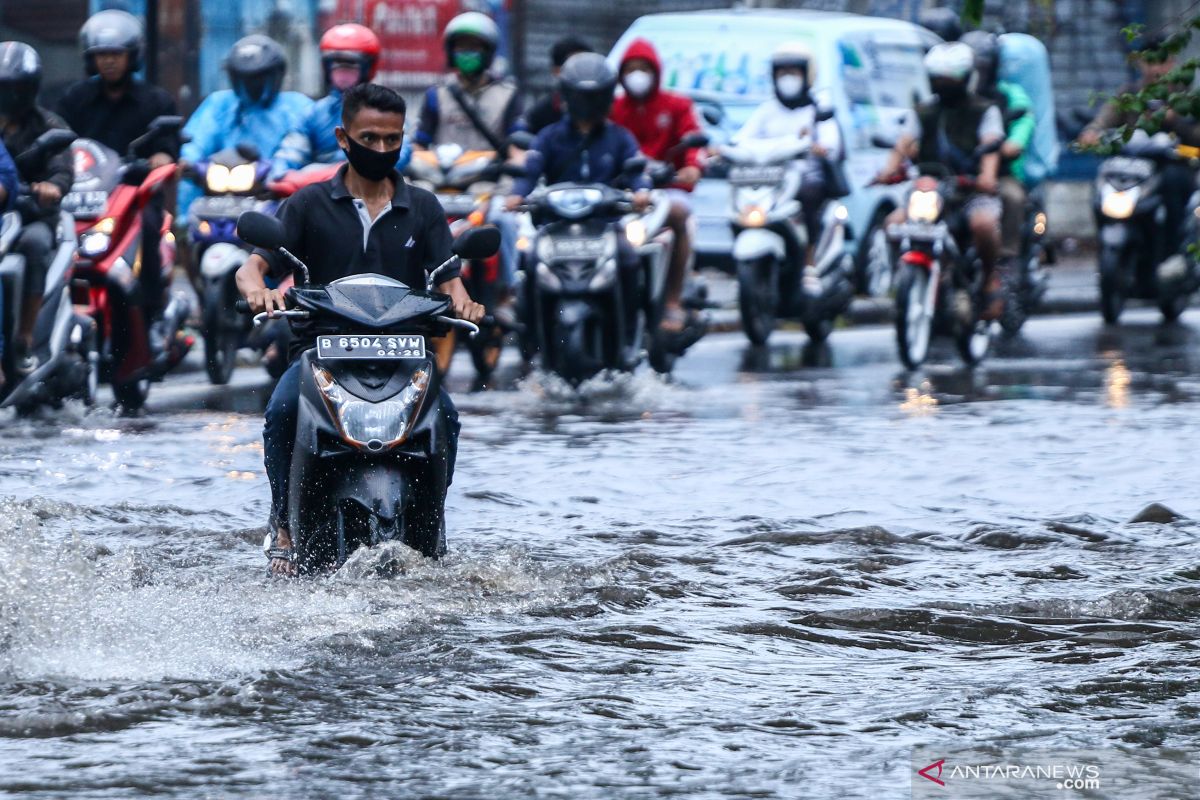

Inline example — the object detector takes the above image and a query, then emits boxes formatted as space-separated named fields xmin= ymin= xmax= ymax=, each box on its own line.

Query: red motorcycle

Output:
xmin=66 ymin=116 xmax=193 ymax=410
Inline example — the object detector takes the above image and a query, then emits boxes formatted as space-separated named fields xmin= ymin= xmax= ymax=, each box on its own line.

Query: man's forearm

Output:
xmin=236 ymin=254 xmax=270 ymax=298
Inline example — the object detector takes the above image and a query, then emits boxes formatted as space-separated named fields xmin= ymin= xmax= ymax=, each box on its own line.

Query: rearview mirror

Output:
xmin=452 ymin=225 xmax=501 ymax=261
xmin=120 ymin=162 xmax=151 ymax=186
xmin=870 ymin=134 xmax=896 ymax=150
xmin=681 ymin=132 xmax=710 ymax=149
xmin=236 ymin=210 xmax=286 ymax=250
xmin=36 ymin=128 xmax=77 ymax=155
xmin=150 ymin=115 xmax=184 ymax=131
xmin=622 ymin=156 xmax=647 ymax=176
xmin=701 ymin=106 xmax=723 ymax=127
xmin=815 ymin=107 xmax=836 ymax=122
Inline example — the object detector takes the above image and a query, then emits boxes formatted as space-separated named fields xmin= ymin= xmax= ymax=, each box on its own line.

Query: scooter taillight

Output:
xmin=901 ymin=250 xmax=936 ymax=269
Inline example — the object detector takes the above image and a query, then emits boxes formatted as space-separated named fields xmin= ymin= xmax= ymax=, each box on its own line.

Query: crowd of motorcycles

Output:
xmin=3 ymin=112 xmax=1200 ymax=416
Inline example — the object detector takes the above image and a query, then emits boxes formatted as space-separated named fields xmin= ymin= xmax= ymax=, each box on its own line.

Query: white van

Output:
xmin=609 ymin=9 xmax=935 ymax=294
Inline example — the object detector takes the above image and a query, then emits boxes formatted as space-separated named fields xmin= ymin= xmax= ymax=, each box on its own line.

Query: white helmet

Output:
xmin=923 ymin=42 xmax=975 ymax=83
xmin=770 ymin=40 xmax=816 ymax=84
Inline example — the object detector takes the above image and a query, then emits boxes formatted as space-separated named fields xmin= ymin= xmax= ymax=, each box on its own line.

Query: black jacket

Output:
xmin=1 ymin=106 xmax=74 ymax=222
xmin=57 ymin=78 xmax=179 ymax=158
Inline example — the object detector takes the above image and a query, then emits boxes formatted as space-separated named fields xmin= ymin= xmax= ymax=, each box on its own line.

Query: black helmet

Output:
xmin=80 ymin=9 xmax=144 ymax=77
xmin=919 ymin=7 xmax=963 ymax=43
xmin=558 ymin=52 xmax=617 ymax=124
xmin=961 ymin=30 xmax=1000 ymax=91
xmin=225 ymin=34 xmax=287 ymax=107
xmin=0 ymin=41 xmax=41 ymax=119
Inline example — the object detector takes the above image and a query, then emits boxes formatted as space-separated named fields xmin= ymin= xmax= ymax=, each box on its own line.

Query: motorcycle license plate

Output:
xmin=62 ymin=190 xmax=108 ymax=219
xmin=728 ymin=165 xmax=785 ymax=185
xmin=888 ymin=221 xmax=944 ymax=242
xmin=317 ymin=334 xmax=427 ymax=360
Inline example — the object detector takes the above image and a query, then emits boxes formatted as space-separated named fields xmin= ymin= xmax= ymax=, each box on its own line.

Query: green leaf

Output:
xmin=961 ymin=0 xmax=984 ymax=28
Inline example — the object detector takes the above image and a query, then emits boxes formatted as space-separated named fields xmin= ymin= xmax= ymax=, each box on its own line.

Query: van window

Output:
xmin=838 ymin=33 xmax=928 ymax=146
xmin=613 ymin=21 xmax=819 ymax=100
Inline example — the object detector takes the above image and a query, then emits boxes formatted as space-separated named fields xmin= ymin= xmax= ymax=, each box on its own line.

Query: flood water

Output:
xmin=1 ymin=310 xmax=1198 ymax=798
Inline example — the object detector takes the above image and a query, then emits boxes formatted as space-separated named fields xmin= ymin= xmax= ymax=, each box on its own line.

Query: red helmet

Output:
xmin=319 ymin=23 xmax=381 ymax=83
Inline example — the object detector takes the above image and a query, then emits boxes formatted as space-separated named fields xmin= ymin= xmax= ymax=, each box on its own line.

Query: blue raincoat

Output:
xmin=179 ymin=89 xmax=314 ymax=217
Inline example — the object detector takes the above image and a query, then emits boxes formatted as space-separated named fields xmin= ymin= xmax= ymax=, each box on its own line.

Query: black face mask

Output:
xmin=341 ymin=134 xmax=402 ymax=182
xmin=932 ymin=83 xmax=968 ymax=107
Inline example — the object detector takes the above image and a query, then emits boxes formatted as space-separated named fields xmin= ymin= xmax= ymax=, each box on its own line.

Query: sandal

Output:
xmin=658 ymin=305 xmax=688 ymax=334
xmin=263 ymin=529 xmax=298 ymax=577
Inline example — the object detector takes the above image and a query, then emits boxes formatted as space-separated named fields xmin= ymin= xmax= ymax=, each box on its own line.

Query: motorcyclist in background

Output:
xmin=917 ymin=6 xmax=963 ymax=44
xmin=178 ymin=34 xmax=313 ymax=282
xmin=504 ymin=53 xmax=650 ymax=268
xmin=271 ymin=23 xmax=410 ymax=179
xmin=1077 ymin=33 xmax=1200 ymax=256
xmin=961 ymin=30 xmax=1034 ymax=273
xmin=878 ymin=42 xmax=1005 ymax=320
xmin=0 ymin=42 xmax=74 ymax=375
xmin=524 ymin=36 xmax=593 ymax=134
xmin=58 ymin=9 xmax=178 ymax=320
xmin=733 ymin=42 xmax=844 ymax=276
xmin=0 ymin=138 xmax=16 ymax=390
xmin=416 ymin=12 xmax=523 ymax=315
xmin=610 ymin=37 xmax=706 ymax=339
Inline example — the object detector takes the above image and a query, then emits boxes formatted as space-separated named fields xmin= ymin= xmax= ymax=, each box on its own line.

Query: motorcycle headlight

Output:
xmin=907 ymin=190 xmax=943 ymax=224
xmin=79 ymin=217 xmax=115 ymax=257
xmin=205 ymin=164 xmax=230 ymax=193
xmin=625 ymin=219 xmax=647 ymax=247
xmin=1101 ymin=185 xmax=1138 ymax=220
xmin=312 ymin=363 xmax=431 ymax=452
xmin=547 ymin=187 xmax=604 ymax=219
xmin=226 ymin=163 xmax=257 ymax=193
xmin=738 ymin=205 xmax=767 ymax=228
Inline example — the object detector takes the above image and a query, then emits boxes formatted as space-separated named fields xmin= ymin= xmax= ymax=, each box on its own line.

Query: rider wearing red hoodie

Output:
xmin=610 ymin=38 xmax=704 ymax=335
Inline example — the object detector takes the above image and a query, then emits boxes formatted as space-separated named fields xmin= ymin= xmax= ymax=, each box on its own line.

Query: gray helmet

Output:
xmin=0 ymin=41 xmax=41 ymax=119
xmin=558 ymin=52 xmax=617 ymax=124
xmin=225 ymin=34 xmax=287 ymax=107
xmin=80 ymin=9 xmax=144 ymax=76
xmin=919 ymin=7 xmax=963 ymax=43
xmin=961 ymin=30 xmax=1000 ymax=91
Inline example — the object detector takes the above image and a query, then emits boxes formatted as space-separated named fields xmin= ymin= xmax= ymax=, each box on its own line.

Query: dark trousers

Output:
xmin=263 ymin=360 xmax=461 ymax=530
xmin=140 ymin=197 xmax=166 ymax=317
xmin=1161 ymin=162 xmax=1194 ymax=255
xmin=15 ymin=220 xmax=53 ymax=302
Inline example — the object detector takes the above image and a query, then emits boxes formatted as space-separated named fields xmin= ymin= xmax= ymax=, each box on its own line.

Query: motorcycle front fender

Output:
xmin=200 ymin=241 xmax=249 ymax=280
xmin=733 ymin=228 xmax=786 ymax=262
xmin=1099 ymin=223 xmax=1130 ymax=250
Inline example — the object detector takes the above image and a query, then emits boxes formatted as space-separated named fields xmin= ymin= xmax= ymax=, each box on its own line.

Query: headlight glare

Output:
xmin=907 ymin=190 xmax=943 ymax=224
xmin=206 ymin=164 xmax=230 ymax=193
xmin=227 ymin=163 xmax=257 ymax=193
xmin=1101 ymin=186 xmax=1137 ymax=220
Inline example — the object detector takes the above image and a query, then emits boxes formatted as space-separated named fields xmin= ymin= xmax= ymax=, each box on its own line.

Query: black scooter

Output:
xmin=235 ymin=211 xmax=499 ymax=572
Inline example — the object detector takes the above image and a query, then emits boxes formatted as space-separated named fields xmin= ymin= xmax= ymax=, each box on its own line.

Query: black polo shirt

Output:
xmin=254 ymin=164 xmax=458 ymax=289
xmin=57 ymin=78 xmax=179 ymax=158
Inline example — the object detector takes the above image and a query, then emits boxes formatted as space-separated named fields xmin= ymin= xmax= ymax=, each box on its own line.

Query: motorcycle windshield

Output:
xmin=294 ymin=275 xmax=451 ymax=329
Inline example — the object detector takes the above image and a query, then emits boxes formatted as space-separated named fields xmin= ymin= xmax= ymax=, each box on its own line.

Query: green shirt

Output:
xmin=998 ymin=81 xmax=1035 ymax=184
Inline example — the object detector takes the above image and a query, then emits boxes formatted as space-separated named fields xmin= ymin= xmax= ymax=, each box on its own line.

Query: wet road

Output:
xmin=1 ymin=307 xmax=1199 ymax=798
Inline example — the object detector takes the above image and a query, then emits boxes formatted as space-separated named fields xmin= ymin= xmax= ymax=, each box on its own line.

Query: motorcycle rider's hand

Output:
xmin=976 ymin=173 xmax=998 ymax=195
xmin=675 ymin=165 xmax=702 ymax=189
xmin=811 ymin=143 xmax=828 ymax=159
xmin=1000 ymin=141 xmax=1022 ymax=160
xmin=440 ymin=278 xmax=485 ymax=324
xmin=632 ymin=191 xmax=652 ymax=212
xmin=504 ymin=194 xmax=524 ymax=212
xmin=1076 ymin=129 xmax=1101 ymax=148
xmin=148 ymin=152 xmax=174 ymax=170
xmin=31 ymin=182 xmax=62 ymax=207
xmin=246 ymin=287 xmax=287 ymax=314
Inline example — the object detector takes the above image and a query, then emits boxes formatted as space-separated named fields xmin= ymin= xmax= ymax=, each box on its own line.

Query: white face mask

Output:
xmin=775 ymin=74 xmax=805 ymax=100
xmin=623 ymin=70 xmax=655 ymax=98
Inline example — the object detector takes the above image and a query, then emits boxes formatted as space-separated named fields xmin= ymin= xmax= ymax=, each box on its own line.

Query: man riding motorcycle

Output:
xmin=524 ymin=36 xmax=593 ymax=134
xmin=416 ymin=12 xmax=522 ymax=310
xmin=880 ymin=41 xmax=1005 ymax=321
xmin=0 ymin=42 xmax=75 ymax=375
xmin=505 ymin=53 xmax=650 ymax=218
xmin=179 ymin=35 xmax=313 ymax=281
xmin=610 ymin=37 xmax=705 ymax=338
xmin=734 ymin=41 xmax=844 ymax=275
xmin=58 ymin=9 xmax=178 ymax=320
xmin=1078 ymin=34 xmax=1200 ymax=256
xmin=962 ymin=30 xmax=1034 ymax=270
xmin=271 ymin=23 xmax=410 ymax=178
xmin=235 ymin=83 xmax=484 ymax=577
